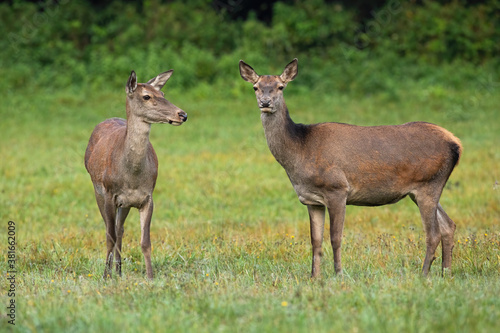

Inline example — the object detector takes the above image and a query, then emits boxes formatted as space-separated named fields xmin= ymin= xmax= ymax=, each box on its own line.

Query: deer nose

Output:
xmin=260 ymin=100 xmax=271 ymax=108
xmin=178 ymin=111 xmax=188 ymax=122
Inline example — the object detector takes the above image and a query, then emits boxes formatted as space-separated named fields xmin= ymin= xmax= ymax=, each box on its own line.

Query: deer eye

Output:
xmin=278 ymin=86 xmax=284 ymax=90
xmin=143 ymin=95 xmax=151 ymax=100
xmin=253 ymin=86 xmax=258 ymax=91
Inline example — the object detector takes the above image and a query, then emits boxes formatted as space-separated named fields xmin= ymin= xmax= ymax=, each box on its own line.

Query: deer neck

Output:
xmin=261 ymin=102 xmax=304 ymax=170
xmin=123 ymin=102 xmax=152 ymax=173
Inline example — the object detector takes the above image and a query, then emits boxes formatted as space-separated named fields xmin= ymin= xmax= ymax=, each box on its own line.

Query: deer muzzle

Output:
xmin=167 ymin=110 xmax=187 ymax=126
xmin=259 ymin=99 xmax=274 ymax=113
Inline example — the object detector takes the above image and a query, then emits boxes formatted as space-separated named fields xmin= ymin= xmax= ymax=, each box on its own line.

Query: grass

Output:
xmin=0 ymin=77 xmax=499 ymax=332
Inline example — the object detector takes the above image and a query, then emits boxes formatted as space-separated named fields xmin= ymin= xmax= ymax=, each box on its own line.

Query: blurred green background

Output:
xmin=1 ymin=0 xmax=499 ymax=94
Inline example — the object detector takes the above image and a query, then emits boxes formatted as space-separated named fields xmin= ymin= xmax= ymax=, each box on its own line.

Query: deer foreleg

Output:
xmin=308 ymin=205 xmax=326 ymax=278
xmin=139 ymin=197 xmax=154 ymax=279
xmin=115 ymin=207 xmax=130 ymax=276
xmin=327 ymin=194 xmax=347 ymax=275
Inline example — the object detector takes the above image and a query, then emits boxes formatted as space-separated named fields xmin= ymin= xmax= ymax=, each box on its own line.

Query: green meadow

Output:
xmin=1 ymin=76 xmax=499 ymax=331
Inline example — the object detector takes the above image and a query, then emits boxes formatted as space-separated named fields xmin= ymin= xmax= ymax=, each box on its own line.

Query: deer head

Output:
xmin=125 ymin=70 xmax=187 ymax=126
xmin=239 ymin=59 xmax=298 ymax=113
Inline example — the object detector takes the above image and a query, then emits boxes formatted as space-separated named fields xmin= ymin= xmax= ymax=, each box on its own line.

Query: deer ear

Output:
xmin=147 ymin=70 xmax=174 ymax=91
xmin=126 ymin=70 xmax=138 ymax=94
xmin=280 ymin=58 xmax=298 ymax=84
xmin=239 ymin=60 xmax=259 ymax=84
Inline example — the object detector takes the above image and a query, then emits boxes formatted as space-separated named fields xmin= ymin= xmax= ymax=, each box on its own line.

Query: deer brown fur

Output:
xmin=85 ymin=70 xmax=187 ymax=279
xmin=239 ymin=58 xmax=462 ymax=277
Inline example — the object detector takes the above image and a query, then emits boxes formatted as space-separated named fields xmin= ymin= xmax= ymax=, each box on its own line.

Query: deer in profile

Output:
xmin=85 ymin=70 xmax=187 ymax=279
xmin=239 ymin=59 xmax=462 ymax=277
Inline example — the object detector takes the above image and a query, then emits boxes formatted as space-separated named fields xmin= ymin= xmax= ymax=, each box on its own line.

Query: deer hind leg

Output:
xmin=139 ymin=197 xmax=154 ymax=279
xmin=115 ymin=207 xmax=130 ymax=276
xmin=437 ymin=203 xmax=456 ymax=274
xmin=307 ymin=205 xmax=326 ymax=278
xmin=411 ymin=192 xmax=440 ymax=276
xmin=95 ymin=190 xmax=117 ymax=279
xmin=326 ymin=194 xmax=347 ymax=275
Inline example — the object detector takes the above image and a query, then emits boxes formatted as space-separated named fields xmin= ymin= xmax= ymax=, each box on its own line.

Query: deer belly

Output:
xmin=116 ymin=190 xmax=150 ymax=208
xmin=347 ymin=188 xmax=407 ymax=206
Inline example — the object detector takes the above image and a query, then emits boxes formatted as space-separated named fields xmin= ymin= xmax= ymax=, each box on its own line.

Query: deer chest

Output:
xmin=115 ymin=189 xmax=151 ymax=209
